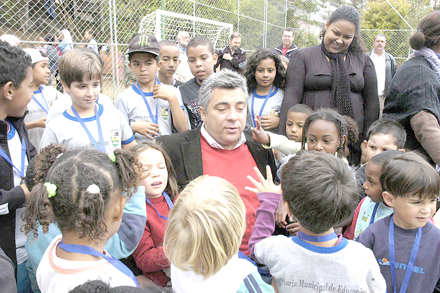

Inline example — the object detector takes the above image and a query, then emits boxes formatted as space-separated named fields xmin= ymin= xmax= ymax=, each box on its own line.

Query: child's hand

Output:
xmin=25 ymin=118 xmax=47 ymax=130
xmin=251 ymin=115 xmax=270 ymax=144
xmin=275 ymin=199 xmax=288 ymax=228
xmin=260 ymin=115 xmax=280 ymax=130
xmin=245 ymin=165 xmax=281 ymax=194
xmin=286 ymin=221 xmax=300 ymax=236
xmin=153 ymin=85 xmax=176 ymax=101
xmin=131 ymin=121 xmax=160 ymax=139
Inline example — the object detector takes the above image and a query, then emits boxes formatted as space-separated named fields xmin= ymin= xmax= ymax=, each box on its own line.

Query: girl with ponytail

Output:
xmin=23 ymin=145 xmax=143 ymax=292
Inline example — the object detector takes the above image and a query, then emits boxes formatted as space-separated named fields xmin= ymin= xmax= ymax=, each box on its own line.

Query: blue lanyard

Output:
xmin=0 ymin=122 xmax=26 ymax=178
xmin=251 ymin=86 xmax=275 ymax=127
xmin=146 ymin=191 xmax=173 ymax=221
xmin=369 ymin=203 xmax=380 ymax=226
xmin=389 ymin=215 xmax=422 ymax=293
xmin=71 ymin=105 xmax=106 ymax=153
xmin=155 ymin=77 xmax=175 ymax=86
xmin=32 ymin=86 xmax=49 ymax=113
xmin=136 ymin=82 xmax=158 ymax=125
xmin=58 ymin=240 xmax=139 ymax=287
xmin=297 ymin=231 xmax=337 ymax=242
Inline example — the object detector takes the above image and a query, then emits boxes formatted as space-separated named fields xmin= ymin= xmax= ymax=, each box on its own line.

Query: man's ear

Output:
xmin=1 ymin=81 xmax=14 ymax=101
xmin=212 ymin=54 xmax=218 ymax=64
xmin=382 ymin=191 xmax=395 ymax=207
xmin=200 ymin=107 xmax=207 ymax=122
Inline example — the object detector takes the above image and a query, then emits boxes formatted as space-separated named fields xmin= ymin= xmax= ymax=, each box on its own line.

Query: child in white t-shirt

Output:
xmin=40 ymin=49 xmax=136 ymax=153
xmin=244 ymin=49 xmax=285 ymax=133
xmin=23 ymin=49 xmax=64 ymax=151
xmin=165 ymin=175 xmax=274 ymax=293
xmin=116 ymin=34 xmax=189 ymax=142
xmin=247 ymin=151 xmax=386 ymax=293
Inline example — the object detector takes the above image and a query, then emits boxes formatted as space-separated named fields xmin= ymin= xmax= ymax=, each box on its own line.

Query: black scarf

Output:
xmin=321 ymin=41 xmax=355 ymax=118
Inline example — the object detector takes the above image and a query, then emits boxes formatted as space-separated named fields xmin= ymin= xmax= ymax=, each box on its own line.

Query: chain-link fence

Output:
xmin=0 ymin=0 xmax=414 ymax=98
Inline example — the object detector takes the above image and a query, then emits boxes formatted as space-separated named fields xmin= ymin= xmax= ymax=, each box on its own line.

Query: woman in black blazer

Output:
xmin=279 ymin=5 xmax=379 ymax=147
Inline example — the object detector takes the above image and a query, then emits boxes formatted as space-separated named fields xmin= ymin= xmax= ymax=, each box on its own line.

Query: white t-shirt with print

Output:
xmin=40 ymin=104 xmax=134 ymax=153
xmin=24 ymin=86 xmax=64 ymax=151
xmin=115 ymin=84 xmax=187 ymax=142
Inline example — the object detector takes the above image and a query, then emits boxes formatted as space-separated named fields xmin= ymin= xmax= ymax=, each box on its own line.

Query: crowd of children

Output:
xmin=1 ymin=13 xmax=440 ymax=293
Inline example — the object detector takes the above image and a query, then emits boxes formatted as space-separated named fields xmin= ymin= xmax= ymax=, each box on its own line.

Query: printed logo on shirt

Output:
xmin=161 ymin=106 xmax=170 ymax=121
xmin=378 ymin=258 xmax=426 ymax=274
xmin=110 ymin=129 xmax=120 ymax=147
xmin=270 ymin=106 xmax=280 ymax=117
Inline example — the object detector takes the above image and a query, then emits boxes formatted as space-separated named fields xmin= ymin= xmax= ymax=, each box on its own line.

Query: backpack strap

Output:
xmin=243 ymin=272 xmax=263 ymax=293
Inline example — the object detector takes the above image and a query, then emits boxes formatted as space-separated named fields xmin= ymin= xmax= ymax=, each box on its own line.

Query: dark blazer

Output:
xmin=157 ymin=128 xmax=277 ymax=190
xmin=0 ymin=114 xmax=37 ymax=266
xmin=279 ymin=45 xmax=379 ymax=138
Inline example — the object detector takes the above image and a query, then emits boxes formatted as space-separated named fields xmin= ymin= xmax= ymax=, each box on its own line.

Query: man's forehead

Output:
xmin=210 ymin=87 xmax=246 ymax=104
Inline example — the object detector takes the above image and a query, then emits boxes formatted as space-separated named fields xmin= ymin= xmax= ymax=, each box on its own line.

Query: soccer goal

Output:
xmin=139 ymin=10 xmax=233 ymax=50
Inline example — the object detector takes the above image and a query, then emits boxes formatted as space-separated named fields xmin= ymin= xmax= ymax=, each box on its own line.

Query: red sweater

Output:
xmin=201 ymin=136 xmax=259 ymax=255
xmin=133 ymin=195 xmax=171 ymax=287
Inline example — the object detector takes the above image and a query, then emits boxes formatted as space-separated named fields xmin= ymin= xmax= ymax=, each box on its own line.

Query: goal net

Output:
xmin=139 ymin=10 xmax=233 ymax=50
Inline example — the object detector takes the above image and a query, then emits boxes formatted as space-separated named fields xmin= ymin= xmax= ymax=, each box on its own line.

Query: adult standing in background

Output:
xmin=279 ymin=5 xmax=379 ymax=163
xmin=175 ymin=31 xmax=193 ymax=82
xmin=272 ymin=28 xmax=299 ymax=60
xmin=384 ymin=11 xmax=440 ymax=166
xmin=214 ymin=32 xmax=247 ymax=74
xmin=368 ymin=34 xmax=397 ymax=117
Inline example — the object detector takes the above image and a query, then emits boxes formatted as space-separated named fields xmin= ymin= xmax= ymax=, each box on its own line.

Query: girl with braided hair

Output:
xmin=23 ymin=145 xmax=143 ymax=292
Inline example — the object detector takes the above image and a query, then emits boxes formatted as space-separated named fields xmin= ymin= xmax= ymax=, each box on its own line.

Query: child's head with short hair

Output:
xmin=164 ymin=175 xmax=246 ymax=278
xmin=286 ymin=104 xmax=313 ymax=142
xmin=130 ymin=142 xmax=178 ymax=199
xmin=362 ymin=119 xmax=406 ymax=163
xmin=59 ymin=49 xmax=103 ymax=109
xmin=69 ymin=279 xmax=171 ymax=293
xmin=23 ymin=145 xmax=142 ymax=242
xmin=158 ymin=40 xmax=181 ymax=81
xmin=381 ymin=152 xmax=439 ymax=229
xmin=302 ymin=108 xmax=357 ymax=158
xmin=186 ymin=36 xmax=218 ymax=82
xmin=244 ymin=49 xmax=285 ymax=94
xmin=281 ymin=151 xmax=358 ymax=233
xmin=363 ymin=150 xmax=404 ymax=203
xmin=59 ymin=48 xmax=102 ymax=87
xmin=0 ymin=40 xmax=33 ymax=118
xmin=23 ymin=48 xmax=50 ymax=87
xmin=127 ymin=34 xmax=160 ymax=86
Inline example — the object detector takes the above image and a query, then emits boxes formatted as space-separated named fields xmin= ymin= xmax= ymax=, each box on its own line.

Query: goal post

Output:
xmin=139 ymin=10 xmax=233 ymax=50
